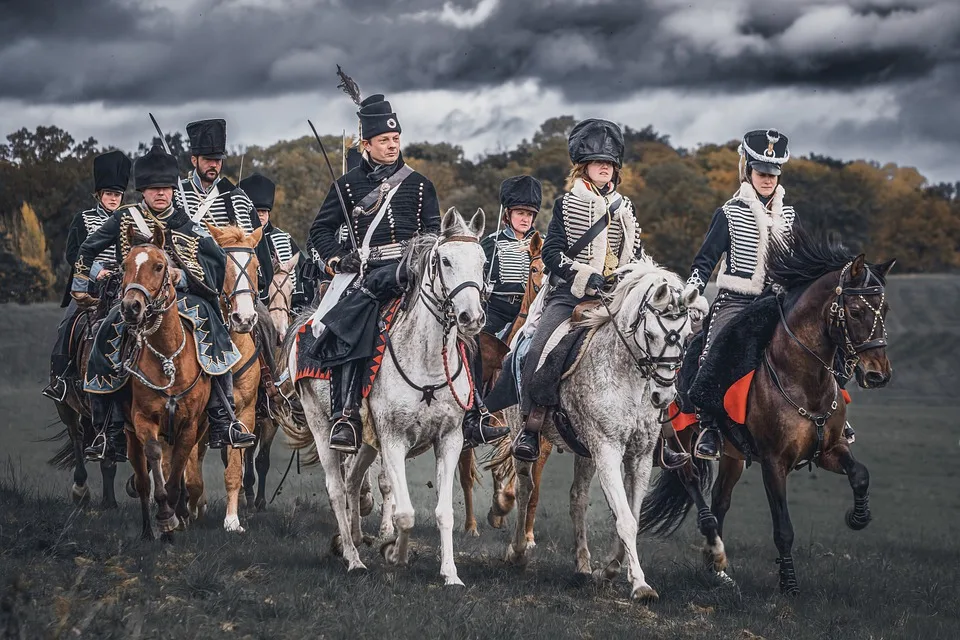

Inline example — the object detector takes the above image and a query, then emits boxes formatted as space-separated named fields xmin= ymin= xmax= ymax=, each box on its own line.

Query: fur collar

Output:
xmin=568 ymin=180 xmax=637 ymax=269
xmin=717 ymin=183 xmax=792 ymax=295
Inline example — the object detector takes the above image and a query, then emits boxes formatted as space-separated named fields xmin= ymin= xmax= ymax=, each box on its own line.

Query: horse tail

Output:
xmin=277 ymin=305 xmax=322 ymax=467
xmin=46 ymin=427 xmax=76 ymax=470
xmin=637 ymin=457 xmax=714 ymax=537
xmin=483 ymin=432 xmax=516 ymax=486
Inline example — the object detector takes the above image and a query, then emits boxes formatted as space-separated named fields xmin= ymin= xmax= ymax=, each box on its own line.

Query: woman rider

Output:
xmin=511 ymin=118 xmax=688 ymax=467
xmin=687 ymin=129 xmax=855 ymax=460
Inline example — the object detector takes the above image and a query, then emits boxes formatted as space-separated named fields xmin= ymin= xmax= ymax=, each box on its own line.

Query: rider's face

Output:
xmin=363 ymin=133 xmax=401 ymax=165
xmin=750 ymin=170 xmax=778 ymax=198
xmin=508 ymin=208 xmax=534 ymax=235
xmin=141 ymin=187 xmax=173 ymax=212
xmin=586 ymin=161 xmax=614 ymax=187
xmin=257 ymin=208 xmax=270 ymax=226
xmin=191 ymin=155 xmax=223 ymax=184
xmin=98 ymin=190 xmax=123 ymax=212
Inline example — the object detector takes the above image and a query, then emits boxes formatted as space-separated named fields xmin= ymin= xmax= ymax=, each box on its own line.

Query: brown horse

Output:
xmin=457 ymin=232 xmax=546 ymax=536
xmin=639 ymin=232 xmax=895 ymax=593
xmin=122 ymin=227 xmax=211 ymax=540
xmin=206 ymin=224 xmax=263 ymax=532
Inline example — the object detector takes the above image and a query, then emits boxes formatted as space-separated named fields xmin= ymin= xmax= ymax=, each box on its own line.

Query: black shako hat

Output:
xmin=358 ymin=95 xmax=401 ymax=141
xmin=93 ymin=150 xmax=132 ymax=193
xmin=186 ymin=118 xmax=227 ymax=159
xmin=499 ymin=175 xmax=543 ymax=214
xmin=238 ymin=173 xmax=276 ymax=211
xmin=134 ymin=145 xmax=180 ymax=191
xmin=740 ymin=129 xmax=790 ymax=176
xmin=568 ymin=118 xmax=624 ymax=168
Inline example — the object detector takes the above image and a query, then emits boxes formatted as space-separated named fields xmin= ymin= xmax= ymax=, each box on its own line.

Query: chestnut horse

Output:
xmin=639 ymin=231 xmax=895 ymax=593
xmin=121 ymin=227 xmax=211 ymax=540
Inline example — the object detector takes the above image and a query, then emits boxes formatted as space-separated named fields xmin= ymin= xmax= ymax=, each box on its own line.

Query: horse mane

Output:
xmin=578 ymin=257 xmax=683 ymax=329
xmin=767 ymin=224 xmax=866 ymax=291
xmin=403 ymin=208 xmax=474 ymax=303
xmin=211 ymin=225 xmax=248 ymax=245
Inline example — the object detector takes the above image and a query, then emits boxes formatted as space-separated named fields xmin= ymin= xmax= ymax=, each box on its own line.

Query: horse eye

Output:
xmin=441 ymin=257 xmax=452 ymax=267
xmin=849 ymin=307 xmax=864 ymax=319
xmin=154 ymin=263 xmax=164 ymax=272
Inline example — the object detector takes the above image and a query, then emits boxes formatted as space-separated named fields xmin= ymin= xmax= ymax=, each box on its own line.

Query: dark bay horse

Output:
xmin=639 ymin=230 xmax=895 ymax=593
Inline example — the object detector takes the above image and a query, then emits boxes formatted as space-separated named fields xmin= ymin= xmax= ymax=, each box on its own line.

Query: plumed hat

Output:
xmin=93 ymin=150 xmax=132 ymax=193
xmin=358 ymin=96 xmax=401 ymax=141
xmin=134 ymin=145 xmax=180 ymax=191
xmin=238 ymin=173 xmax=275 ymax=211
xmin=568 ymin=118 xmax=624 ymax=168
xmin=740 ymin=129 xmax=790 ymax=176
xmin=186 ymin=118 xmax=227 ymax=159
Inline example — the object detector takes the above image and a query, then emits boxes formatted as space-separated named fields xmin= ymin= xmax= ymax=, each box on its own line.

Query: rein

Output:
xmin=268 ymin=262 xmax=295 ymax=318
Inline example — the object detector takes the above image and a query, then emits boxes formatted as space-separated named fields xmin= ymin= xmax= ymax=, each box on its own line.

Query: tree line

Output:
xmin=1 ymin=119 xmax=958 ymax=303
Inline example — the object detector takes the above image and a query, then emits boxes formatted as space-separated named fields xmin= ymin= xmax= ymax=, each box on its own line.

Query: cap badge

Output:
xmin=386 ymin=118 xmax=397 ymax=129
xmin=765 ymin=129 xmax=781 ymax=157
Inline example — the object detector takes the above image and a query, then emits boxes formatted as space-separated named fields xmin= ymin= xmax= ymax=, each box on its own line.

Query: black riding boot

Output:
xmin=329 ymin=361 xmax=363 ymax=454
xmin=695 ymin=414 xmax=722 ymax=460
xmin=42 ymin=351 xmax=71 ymax=401
xmin=462 ymin=349 xmax=509 ymax=449
xmin=512 ymin=405 xmax=547 ymax=462
xmin=658 ymin=425 xmax=691 ymax=470
xmin=207 ymin=374 xmax=256 ymax=450
xmin=86 ymin=395 xmax=127 ymax=462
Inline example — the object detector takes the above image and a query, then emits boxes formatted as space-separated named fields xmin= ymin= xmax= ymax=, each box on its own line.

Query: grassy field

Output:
xmin=2 ymin=275 xmax=959 ymax=639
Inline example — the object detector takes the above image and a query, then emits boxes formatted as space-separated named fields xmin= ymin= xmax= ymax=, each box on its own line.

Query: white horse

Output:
xmin=505 ymin=258 xmax=709 ymax=601
xmin=288 ymin=207 xmax=486 ymax=585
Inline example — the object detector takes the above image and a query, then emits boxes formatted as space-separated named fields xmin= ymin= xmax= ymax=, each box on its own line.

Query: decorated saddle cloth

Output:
xmin=295 ymin=299 xmax=402 ymax=399
xmin=84 ymin=294 xmax=241 ymax=394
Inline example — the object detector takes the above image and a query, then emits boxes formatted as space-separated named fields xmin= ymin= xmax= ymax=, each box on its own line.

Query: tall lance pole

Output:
xmin=341 ymin=130 xmax=347 ymax=176
xmin=307 ymin=120 xmax=358 ymax=252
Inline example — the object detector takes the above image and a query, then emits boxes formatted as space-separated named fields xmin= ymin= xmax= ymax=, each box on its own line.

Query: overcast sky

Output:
xmin=2 ymin=0 xmax=958 ymax=183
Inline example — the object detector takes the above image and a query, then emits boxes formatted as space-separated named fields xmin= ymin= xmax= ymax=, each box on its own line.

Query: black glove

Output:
xmin=586 ymin=273 xmax=606 ymax=296
xmin=338 ymin=251 xmax=362 ymax=274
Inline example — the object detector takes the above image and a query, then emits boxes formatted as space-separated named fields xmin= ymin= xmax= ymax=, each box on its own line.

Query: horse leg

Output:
xmin=524 ymin=439 xmax=552 ymax=546
xmin=185 ymin=444 xmax=206 ymax=521
xmin=570 ymin=454 xmax=596 ymax=577
xmin=128 ymin=436 xmax=153 ymax=540
xmin=505 ymin=459 xmax=534 ymax=566
xmin=458 ymin=449 xmax=478 ymax=537
xmin=99 ymin=458 xmax=118 ymax=509
xmin=162 ymin=440 xmax=194 ymax=536
xmin=488 ymin=469 xmax=515 ymax=529
xmin=761 ymin=459 xmax=798 ymax=594
xmin=379 ymin=440 xmax=416 ymax=567
xmin=146 ymin=438 xmax=178 ymax=536
xmin=70 ymin=413 xmax=90 ymax=506
xmin=243 ymin=422 xmax=259 ymax=507
xmin=712 ymin=454 xmax=745 ymax=538
xmin=435 ymin=431 xmax=465 ymax=586
xmin=818 ymin=444 xmax=872 ymax=531
xmin=673 ymin=457 xmax=728 ymax=576
xmin=594 ymin=443 xmax=657 ymax=602
xmin=377 ymin=463 xmax=395 ymax=539
xmin=254 ymin=418 xmax=277 ymax=511
xmin=220 ymin=447 xmax=244 ymax=532
xmin=345 ymin=444 xmax=378 ymax=547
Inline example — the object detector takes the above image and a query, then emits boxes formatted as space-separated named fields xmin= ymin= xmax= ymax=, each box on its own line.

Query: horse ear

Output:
xmin=651 ymin=281 xmax=671 ymax=310
xmin=441 ymin=207 xmax=460 ymax=237
xmin=681 ymin=285 xmax=699 ymax=309
xmin=874 ymin=258 xmax=896 ymax=278
xmin=248 ymin=226 xmax=264 ymax=246
xmin=850 ymin=254 xmax=866 ymax=281
xmin=468 ymin=208 xmax=485 ymax=238
xmin=283 ymin=253 xmax=299 ymax=273
xmin=126 ymin=224 xmax=139 ymax=248
xmin=529 ymin=232 xmax=543 ymax=255
xmin=205 ymin=222 xmax=221 ymax=242
xmin=151 ymin=224 xmax=165 ymax=249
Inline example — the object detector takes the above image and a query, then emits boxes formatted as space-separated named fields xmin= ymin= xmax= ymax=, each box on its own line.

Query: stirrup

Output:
xmin=659 ymin=438 xmax=691 ymax=471
xmin=694 ymin=428 xmax=721 ymax=461
xmin=329 ymin=415 xmax=361 ymax=454
xmin=42 ymin=378 xmax=68 ymax=402
xmin=228 ymin=420 xmax=256 ymax=449
xmin=84 ymin=432 xmax=107 ymax=462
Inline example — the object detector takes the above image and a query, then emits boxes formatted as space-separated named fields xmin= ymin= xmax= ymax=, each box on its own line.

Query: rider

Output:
xmin=686 ymin=129 xmax=855 ymax=460
xmin=511 ymin=119 xmax=688 ymax=467
xmin=43 ymin=150 xmax=130 ymax=401
xmin=72 ymin=145 xmax=256 ymax=461
xmin=481 ymin=175 xmax=543 ymax=337
xmin=238 ymin=173 xmax=310 ymax=312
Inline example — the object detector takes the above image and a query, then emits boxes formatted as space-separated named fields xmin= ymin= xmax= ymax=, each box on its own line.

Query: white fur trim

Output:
xmin=716 ymin=182 xmax=791 ymax=296
xmin=617 ymin=198 xmax=637 ymax=268
xmin=570 ymin=262 xmax=600 ymax=299
xmin=570 ymin=180 xmax=609 ymax=275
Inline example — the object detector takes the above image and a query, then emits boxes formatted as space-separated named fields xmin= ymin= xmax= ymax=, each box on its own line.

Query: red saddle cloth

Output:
xmin=295 ymin=299 xmax=402 ymax=399
xmin=670 ymin=370 xmax=853 ymax=432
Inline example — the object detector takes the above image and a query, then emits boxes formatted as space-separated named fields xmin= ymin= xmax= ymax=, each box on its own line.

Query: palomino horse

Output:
xmin=286 ymin=208 xmax=486 ymax=585
xmin=505 ymin=260 xmax=704 ymax=601
xmin=639 ymin=231 xmax=895 ymax=594
xmin=205 ymin=224 xmax=263 ymax=531
xmin=121 ymin=227 xmax=211 ymax=540
xmin=267 ymin=253 xmax=299 ymax=338
xmin=458 ymin=232 xmax=544 ymax=536
xmin=48 ymin=280 xmax=122 ymax=509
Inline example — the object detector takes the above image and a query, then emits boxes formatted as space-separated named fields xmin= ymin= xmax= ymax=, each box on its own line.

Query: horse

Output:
xmin=205 ymin=224 xmax=264 ymax=531
xmin=458 ymin=232 xmax=544 ymax=536
xmin=266 ymin=253 xmax=299 ymax=339
xmin=504 ymin=259 xmax=704 ymax=602
xmin=120 ymin=226 xmax=211 ymax=540
xmin=638 ymin=230 xmax=895 ymax=594
xmin=47 ymin=279 xmax=122 ymax=509
xmin=285 ymin=207 xmax=487 ymax=585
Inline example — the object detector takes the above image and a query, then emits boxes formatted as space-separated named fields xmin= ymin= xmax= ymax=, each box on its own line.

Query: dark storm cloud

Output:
xmin=2 ymin=0 xmax=958 ymax=106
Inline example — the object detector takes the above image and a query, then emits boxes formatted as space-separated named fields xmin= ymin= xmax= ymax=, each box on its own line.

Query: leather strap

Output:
xmin=354 ymin=164 xmax=415 ymax=213
xmin=564 ymin=195 xmax=622 ymax=260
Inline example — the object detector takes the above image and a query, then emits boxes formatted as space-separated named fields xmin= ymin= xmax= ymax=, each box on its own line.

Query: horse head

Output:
xmin=423 ymin=207 xmax=487 ymax=336
xmin=838 ymin=255 xmax=896 ymax=389
xmin=268 ymin=253 xmax=299 ymax=338
xmin=120 ymin=225 xmax=175 ymax=327
xmin=207 ymin=224 xmax=263 ymax=333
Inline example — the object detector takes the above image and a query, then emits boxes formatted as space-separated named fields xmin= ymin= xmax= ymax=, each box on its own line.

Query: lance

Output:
xmin=307 ymin=120 xmax=358 ymax=252
xmin=237 ymin=153 xmax=245 ymax=183
xmin=341 ymin=130 xmax=347 ymax=176
xmin=148 ymin=113 xmax=191 ymax=217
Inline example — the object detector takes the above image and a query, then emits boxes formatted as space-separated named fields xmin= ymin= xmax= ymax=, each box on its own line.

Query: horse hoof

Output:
xmin=845 ymin=508 xmax=872 ymax=531
xmin=714 ymin=570 xmax=737 ymax=588
xmin=360 ymin=493 xmax=374 ymax=517
xmin=781 ymin=584 xmax=800 ymax=596
xmin=331 ymin=534 xmax=344 ymax=557
xmin=596 ymin=559 xmax=621 ymax=582
xmin=381 ymin=539 xmax=401 ymax=565
xmin=632 ymin=585 xmax=660 ymax=603
xmin=102 ymin=498 xmax=119 ymax=510
xmin=362 ymin=534 xmax=375 ymax=547
xmin=71 ymin=483 xmax=91 ymax=506
xmin=347 ymin=560 xmax=368 ymax=573
xmin=465 ymin=526 xmax=480 ymax=538
xmin=224 ymin=515 xmax=245 ymax=533
xmin=504 ymin=544 xmax=528 ymax=567
xmin=487 ymin=510 xmax=504 ymax=529
xmin=157 ymin=514 xmax=180 ymax=533
xmin=525 ymin=536 xmax=536 ymax=549
xmin=444 ymin=576 xmax=466 ymax=587
xmin=702 ymin=543 xmax=728 ymax=573
xmin=125 ymin=475 xmax=138 ymax=499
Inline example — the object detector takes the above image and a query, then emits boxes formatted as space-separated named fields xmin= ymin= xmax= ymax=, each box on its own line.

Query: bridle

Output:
xmin=602 ymin=281 xmax=689 ymax=388
xmin=415 ymin=235 xmax=486 ymax=331
xmin=220 ymin=246 xmax=258 ymax=329
xmin=267 ymin=257 xmax=295 ymax=319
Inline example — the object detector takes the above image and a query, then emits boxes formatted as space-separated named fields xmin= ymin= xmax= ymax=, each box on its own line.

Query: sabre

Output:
xmin=485 ymin=204 xmax=504 ymax=286
xmin=148 ymin=113 xmax=191 ymax=217
xmin=307 ymin=119 xmax=358 ymax=252
xmin=237 ymin=153 xmax=245 ymax=183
